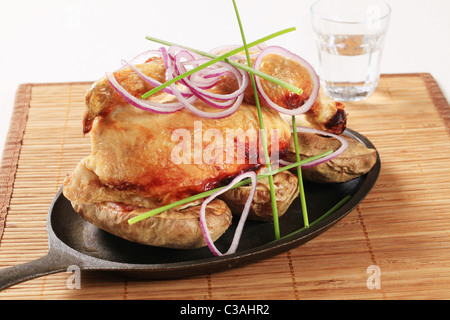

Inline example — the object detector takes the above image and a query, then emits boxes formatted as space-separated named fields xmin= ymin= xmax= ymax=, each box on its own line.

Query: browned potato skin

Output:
xmin=220 ymin=171 xmax=299 ymax=221
xmin=72 ymin=199 xmax=232 ymax=249
xmin=285 ymin=132 xmax=377 ymax=183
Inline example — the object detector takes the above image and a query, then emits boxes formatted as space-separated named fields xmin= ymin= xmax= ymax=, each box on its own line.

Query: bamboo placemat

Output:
xmin=1 ymin=73 xmax=450 ymax=300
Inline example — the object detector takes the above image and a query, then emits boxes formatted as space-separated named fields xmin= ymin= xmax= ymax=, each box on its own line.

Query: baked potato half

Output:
xmin=285 ymin=131 xmax=377 ymax=183
xmin=72 ymin=199 xmax=232 ymax=249
xmin=220 ymin=171 xmax=299 ymax=221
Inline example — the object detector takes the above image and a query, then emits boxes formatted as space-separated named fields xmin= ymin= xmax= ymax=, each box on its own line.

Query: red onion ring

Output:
xmin=169 ymin=80 xmax=243 ymax=118
xmin=253 ymin=46 xmax=320 ymax=116
xmin=107 ymin=45 xmax=319 ymax=120
xmin=187 ymin=67 xmax=228 ymax=90
xmin=107 ymin=46 xmax=248 ymax=118
xmin=127 ymin=48 xmax=193 ymax=98
xmin=122 ymin=59 xmax=192 ymax=99
xmin=174 ymin=51 xmax=249 ymax=102
xmin=105 ymin=72 xmax=186 ymax=114
xmin=200 ymin=171 xmax=257 ymax=256
xmin=279 ymin=126 xmax=349 ymax=168
xmin=161 ymin=49 xmax=244 ymax=118
xmin=159 ymin=47 xmax=170 ymax=69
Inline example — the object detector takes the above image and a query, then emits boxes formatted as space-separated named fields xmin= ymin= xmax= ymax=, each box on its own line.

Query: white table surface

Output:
xmin=1 ymin=0 xmax=449 ymax=157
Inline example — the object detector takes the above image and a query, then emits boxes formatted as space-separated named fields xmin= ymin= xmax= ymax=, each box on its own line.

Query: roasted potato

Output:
xmin=72 ymin=199 xmax=232 ymax=249
xmin=285 ymin=131 xmax=377 ymax=183
xmin=220 ymin=171 xmax=299 ymax=221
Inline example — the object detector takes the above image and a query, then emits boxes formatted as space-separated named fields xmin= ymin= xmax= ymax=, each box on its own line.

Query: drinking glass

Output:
xmin=311 ymin=0 xmax=391 ymax=101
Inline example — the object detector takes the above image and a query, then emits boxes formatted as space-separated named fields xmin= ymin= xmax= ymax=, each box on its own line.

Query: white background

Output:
xmin=1 ymin=0 xmax=449 ymax=157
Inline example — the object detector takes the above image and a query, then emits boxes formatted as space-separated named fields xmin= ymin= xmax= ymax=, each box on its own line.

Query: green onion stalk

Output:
xmin=291 ymin=117 xmax=309 ymax=228
xmin=271 ymin=195 xmax=351 ymax=243
xmin=231 ymin=0 xmax=282 ymax=239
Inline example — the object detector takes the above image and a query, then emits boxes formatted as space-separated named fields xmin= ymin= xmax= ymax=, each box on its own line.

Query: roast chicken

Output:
xmin=62 ymin=48 xmax=348 ymax=248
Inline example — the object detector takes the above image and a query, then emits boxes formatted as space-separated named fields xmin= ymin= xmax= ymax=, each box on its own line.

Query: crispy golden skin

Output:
xmin=83 ymin=57 xmax=167 ymax=134
xmin=77 ymin=101 xmax=290 ymax=206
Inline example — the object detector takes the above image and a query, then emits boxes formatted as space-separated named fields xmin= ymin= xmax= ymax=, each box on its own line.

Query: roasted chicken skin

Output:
xmin=280 ymin=92 xmax=347 ymax=135
xmin=83 ymin=57 xmax=166 ymax=134
xmin=65 ymin=100 xmax=290 ymax=207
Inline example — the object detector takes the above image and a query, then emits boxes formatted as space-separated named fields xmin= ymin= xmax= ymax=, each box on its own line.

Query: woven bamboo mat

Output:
xmin=0 ymin=73 xmax=450 ymax=300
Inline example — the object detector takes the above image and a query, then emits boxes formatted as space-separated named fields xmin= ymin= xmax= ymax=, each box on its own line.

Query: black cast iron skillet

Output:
xmin=0 ymin=129 xmax=380 ymax=291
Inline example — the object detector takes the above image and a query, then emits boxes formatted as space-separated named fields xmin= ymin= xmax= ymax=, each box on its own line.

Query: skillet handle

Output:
xmin=0 ymin=250 xmax=69 ymax=291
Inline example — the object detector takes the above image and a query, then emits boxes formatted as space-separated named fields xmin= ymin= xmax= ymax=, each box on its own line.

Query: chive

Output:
xmin=127 ymin=149 xmax=333 ymax=225
xmin=231 ymin=0 xmax=281 ymax=240
xmin=142 ymin=27 xmax=302 ymax=99
xmin=270 ymin=195 xmax=352 ymax=243
xmin=258 ymin=149 xmax=332 ymax=178
xmin=292 ymin=117 xmax=309 ymax=228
